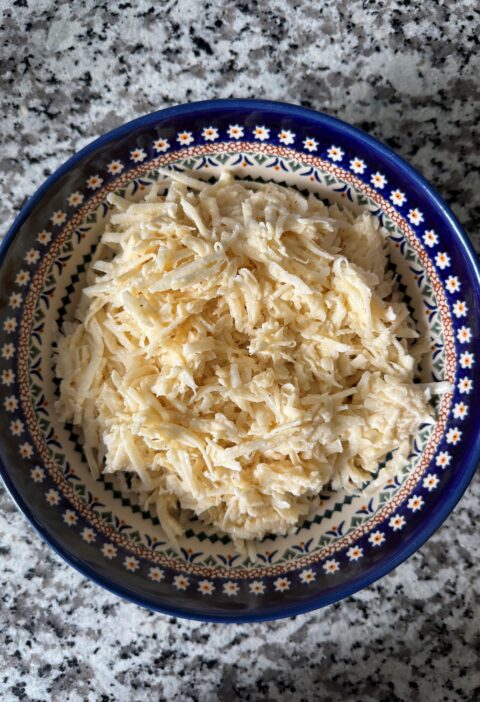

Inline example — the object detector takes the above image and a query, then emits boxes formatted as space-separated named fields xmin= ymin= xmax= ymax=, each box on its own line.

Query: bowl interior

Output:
xmin=0 ymin=101 xmax=478 ymax=621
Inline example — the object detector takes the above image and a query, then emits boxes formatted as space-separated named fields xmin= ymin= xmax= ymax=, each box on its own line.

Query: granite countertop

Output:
xmin=1 ymin=1 xmax=479 ymax=700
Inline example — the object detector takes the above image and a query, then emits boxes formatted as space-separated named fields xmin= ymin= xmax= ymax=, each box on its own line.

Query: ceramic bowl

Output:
xmin=1 ymin=100 xmax=479 ymax=622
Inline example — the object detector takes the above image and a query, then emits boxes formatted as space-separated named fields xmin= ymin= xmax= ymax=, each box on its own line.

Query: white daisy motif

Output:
xmin=1 ymin=343 xmax=15 ymax=359
xmin=347 ymin=546 xmax=363 ymax=561
xmin=173 ymin=575 xmax=189 ymax=591
xmin=453 ymin=401 xmax=469 ymax=420
xmin=253 ymin=126 xmax=270 ymax=141
xmin=299 ymin=568 xmax=316 ymax=583
xmin=422 ymin=230 xmax=438 ymax=247
xmin=227 ymin=125 xmax=244 ymax=140
xmin=10 ymin=419 xmax=24 ymax=436
xmin=130 ymin=148 xmax=147 ymax=162
xmin=177 ymin=131 xmax=194 ymax=146
xmin=389 ymin=515 xmax=406 ymax=531
xmin=369 ymin=531 xmax=385 ymax=547
xmin=446 ymin=427 xmax=462 ymax=445
xmin=407 ymin=495 xmax=424 ymax=512
xmin=51 ymin=210 xmax=66 ymax=226
xmin=68 ymin=191 xmax=84 ymax=207
xmin=407 ymin=208 xmax=424 ymax=225
xmin=1 ymin=340 xmax=16 ymax=366
xmin=107 ymin=160 xmax=124 ymax=174
xmin=434 ymin=252 xmax=450 ymax=269
xmin=371 ymin=172 xmax=387 ymax=189
xmin=323 ymin=559 xmax=340 ymax=574
xmin=303 ymin=137 xmax=318 ymax=152
xmin=390 ymin=189 xmax=406 ymax=206
xmin=153 ymin=138 xmax=170 ymax=153
xmin=458 ymin=377 xmax=473 ymax=394
xmin=148 ymin=567 xmax=164 ymax=582
xmin=423 ymin=474 xmax=440 ymax=491
xmin=273 ymin=577 xmax=290 ymax=592
xmin=436 ymin=451 xmax=451 ymax=468
xmin=81 ymin=527 xmax=96 ymax=543
xmin=3 ymin=317 xmax=17 ymax=334
xmin=1 ymin=369 xmax=15 ymax=386
xmin=24 ymin=248 xmax=40 ymax=265
xmin=124 ymin=556 xmax=139 ymax=572
xmin=350 ymin=157 xmax=366 ymax=174
xmin=4 ymin=395 xmax=18 ymax=412
xmin=86 ymin=175 xmax=103 ymax=190
xmin=63 ymin=509 xmax=78 ymax=526
xmin=15 ymin=270 xmax=30 ymax=286
xmin=278 ymin=129 xmax=295 ymax=145
xmin=249 ymin=580 xmax=265 ymax=595
xmin=9 ymin=293 xmax=22 ymax=309
xmin=457 ymin=326 xmax=472 ymax=344
xmin=30 ymin=466 xmax=45 ymax=483
xmin=101 ymin=543 xmax=118 ymax=560
xmin=19 ymin=442 xmax=33 ymax=459
xmin=223 ymin=581 xmax=239 ymax=597
xmin=45 ymin=489 xmax=60 ymax=506
xmin=198 ymin=579 xmax=215 ymax=595
xmin=459 ymin=351 xmax=474 ymax=369
xmin=37 ymin=230 xmax=52 ymax=245
xmin=445 ymin=276 xmax=460 ymax=293
xmin=327 ymin=145 xmax=344 ymax=162
xmin=202 ymin=127 xmax=219 ymax=141
xmin=452 ymin=301 xmax=468 ymax=318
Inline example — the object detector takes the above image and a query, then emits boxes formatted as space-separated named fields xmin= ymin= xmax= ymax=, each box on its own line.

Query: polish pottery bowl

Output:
xmin=0 ymin=100 xmax=479 ymax=622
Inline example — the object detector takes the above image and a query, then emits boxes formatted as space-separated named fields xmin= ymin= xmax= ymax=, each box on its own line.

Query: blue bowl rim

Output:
xmin=0 ymin=98 xmax=479 ymax=623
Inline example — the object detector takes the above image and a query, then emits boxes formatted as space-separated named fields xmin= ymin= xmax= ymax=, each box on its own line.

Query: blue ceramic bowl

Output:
xmin=0 ymin=100 xmax=479 ymax=622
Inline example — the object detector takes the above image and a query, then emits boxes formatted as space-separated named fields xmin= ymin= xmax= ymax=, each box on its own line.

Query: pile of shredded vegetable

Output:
xmin=56 ymin=169 xmax=437 ymax=547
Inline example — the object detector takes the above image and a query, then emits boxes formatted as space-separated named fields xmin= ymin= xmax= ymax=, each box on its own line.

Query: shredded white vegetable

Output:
xmin=56 ymin=169 xmax=436 ymax=548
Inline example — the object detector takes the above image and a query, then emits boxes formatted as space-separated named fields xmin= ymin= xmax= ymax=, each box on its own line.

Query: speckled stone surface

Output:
xmin=0 ymin=1 xmax=479 ymax=700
